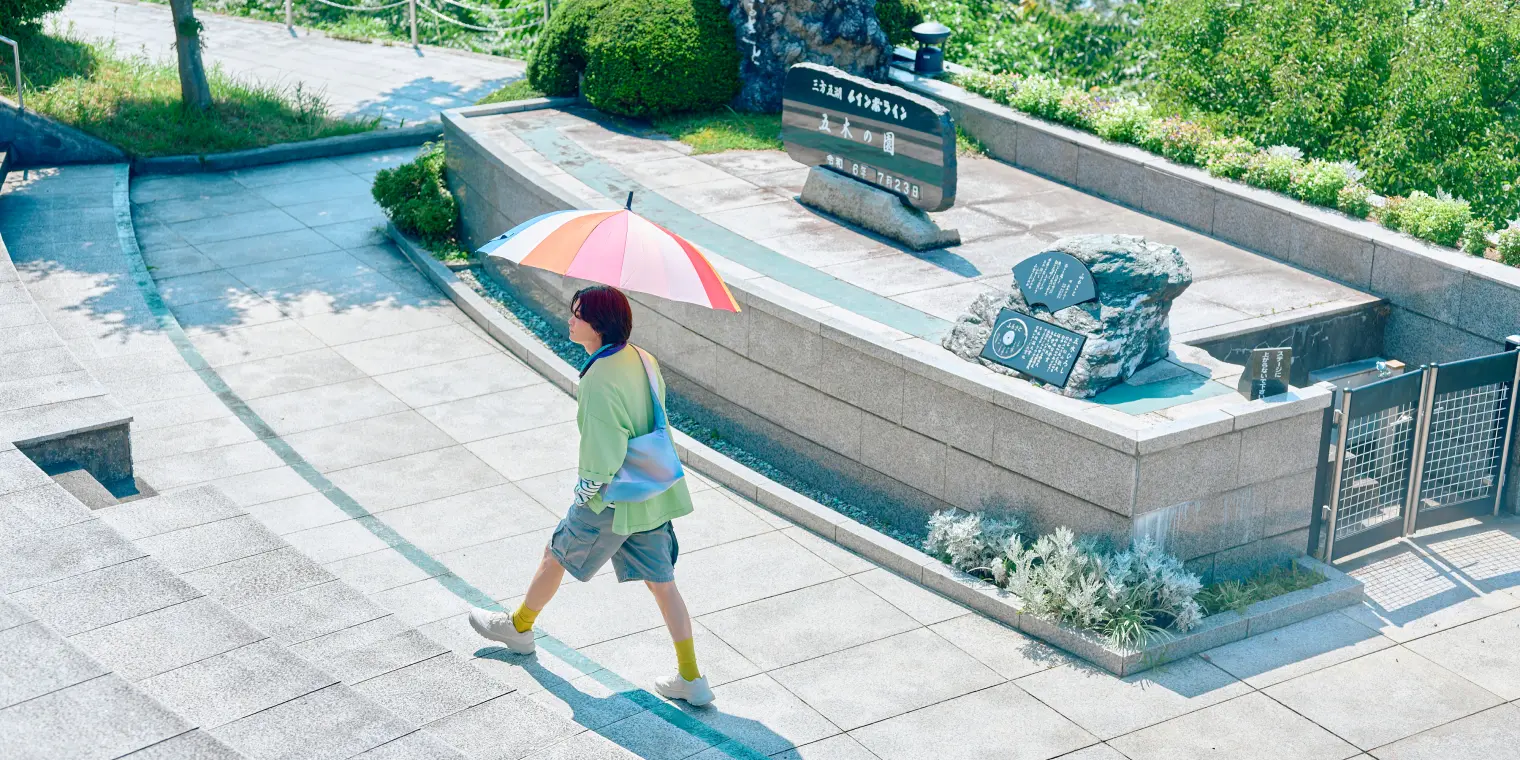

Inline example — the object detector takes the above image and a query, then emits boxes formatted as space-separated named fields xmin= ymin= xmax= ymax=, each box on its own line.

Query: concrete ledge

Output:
xmin=131 ymin=123 xmax=445 ymax=175
xmin=395 ymin=223 xmax=1364 ymax=679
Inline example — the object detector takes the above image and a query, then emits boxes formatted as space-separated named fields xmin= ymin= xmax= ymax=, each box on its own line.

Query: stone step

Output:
xmin=92 ymin=485 xmax=524 ymax=759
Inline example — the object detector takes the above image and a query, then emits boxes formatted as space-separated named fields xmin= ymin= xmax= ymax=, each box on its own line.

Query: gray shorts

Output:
xmin=549 ymin=503 xmax=679 ymax=583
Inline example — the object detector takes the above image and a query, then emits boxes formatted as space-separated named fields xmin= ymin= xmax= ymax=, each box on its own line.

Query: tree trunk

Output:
xmin=168 ymin=0 xmax=213 ymax=112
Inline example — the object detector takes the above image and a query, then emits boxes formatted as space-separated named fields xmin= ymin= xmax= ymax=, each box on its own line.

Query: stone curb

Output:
xmin=886 ymin=57 xmax=1520 ymax=360
xmin=130 ymin=123 xmax=444 ymax=175
xmin=387 ymin=224 xmax=1365 ymax=678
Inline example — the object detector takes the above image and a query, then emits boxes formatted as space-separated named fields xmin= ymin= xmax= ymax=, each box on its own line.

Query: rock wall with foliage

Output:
xmin=719 ymin=0 xmax=893 ymax=112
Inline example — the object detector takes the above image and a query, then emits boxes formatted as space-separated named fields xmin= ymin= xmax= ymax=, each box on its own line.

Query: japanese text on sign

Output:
xmin=978 ymin=308 xmax=1088 ymax=388
xmin=810 ymin=77 xmax=911 ymax=122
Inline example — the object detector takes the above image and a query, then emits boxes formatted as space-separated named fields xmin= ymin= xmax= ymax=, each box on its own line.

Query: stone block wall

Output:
xmin=443 ymin=106 xmax=1337 ymax=573
xmin=0 ymin=97 xmax=126 ymax=167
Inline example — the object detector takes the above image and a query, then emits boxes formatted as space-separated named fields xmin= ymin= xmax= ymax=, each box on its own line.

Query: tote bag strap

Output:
xmin=629 ymin=346 xmax=668 ymax=432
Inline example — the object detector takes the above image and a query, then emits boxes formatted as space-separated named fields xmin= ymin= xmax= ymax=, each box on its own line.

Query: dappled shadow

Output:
xmin=475 ymin=646 xmax=796 ymax=758
xmin=350 ymin=74 xmax=522 ymax=126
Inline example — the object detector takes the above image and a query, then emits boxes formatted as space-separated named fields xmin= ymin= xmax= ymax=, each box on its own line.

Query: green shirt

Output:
xmin=577 ymin=345 xmax=694 ymax=535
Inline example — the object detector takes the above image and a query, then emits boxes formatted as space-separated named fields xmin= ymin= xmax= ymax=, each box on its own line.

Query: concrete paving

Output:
xmin=54 ymin=0 xmax=525 ymax=126
xmin=2 ymin=158 xmax=1519 ymax=759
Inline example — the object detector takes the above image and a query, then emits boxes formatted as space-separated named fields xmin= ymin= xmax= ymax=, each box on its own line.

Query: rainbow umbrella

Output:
xmin=477 ymin=197 xmax=740 ymax=313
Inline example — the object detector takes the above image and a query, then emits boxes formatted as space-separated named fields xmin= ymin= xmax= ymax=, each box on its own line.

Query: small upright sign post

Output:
xmin=781 ymin=63 xmax=957 ymax=212
xmin=1239 ymin=347 xmax=1293 ymax=400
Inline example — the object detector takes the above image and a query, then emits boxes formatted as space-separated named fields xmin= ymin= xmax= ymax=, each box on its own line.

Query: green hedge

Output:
xmin=876 ymin=0 xmax=925 ymax=47
xmin=526 ymin=0 xmax=740 ymax=119
xmin=956 ymin=70 xmax=1510 ymax=257
xmin=1146 ymin=0 xmax=1520 ymax=232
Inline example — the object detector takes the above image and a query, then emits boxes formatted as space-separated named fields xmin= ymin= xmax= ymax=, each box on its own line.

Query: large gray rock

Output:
xmin=943 ymin=235 xmax=1193 ymax=399
xmin=721 ymin=0 xmax=893 ymax=112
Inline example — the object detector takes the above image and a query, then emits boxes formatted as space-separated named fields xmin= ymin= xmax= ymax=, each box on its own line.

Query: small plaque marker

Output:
xmin=1239 ymin=347 xmax=1293 ymax=400
xmin=979 ymin=308 xmax=1088 ymax=387
xmin=1012 ymin=251 xmax=1097 ymax=312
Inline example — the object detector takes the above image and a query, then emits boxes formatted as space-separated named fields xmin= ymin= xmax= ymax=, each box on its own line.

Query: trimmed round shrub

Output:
xmin=554 ymin=0 xmax=740 ymax=119
xmin=526 ymin=0 xmax=613 ymax=97
xmin=1 ymin=0 xmax=66 ymax=31
xmin=372 ymin=142 xmax=458 ymax=248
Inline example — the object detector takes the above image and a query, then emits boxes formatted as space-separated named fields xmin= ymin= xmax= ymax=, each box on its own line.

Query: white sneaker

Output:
xmin=654 ymin=673 xmax=715 ymax=707
xmin=467 ymin=607 xmax=535 ymax=655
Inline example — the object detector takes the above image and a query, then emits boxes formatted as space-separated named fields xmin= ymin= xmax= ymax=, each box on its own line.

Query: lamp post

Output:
xmin=911 ymin=21 xmax=951 ymax=76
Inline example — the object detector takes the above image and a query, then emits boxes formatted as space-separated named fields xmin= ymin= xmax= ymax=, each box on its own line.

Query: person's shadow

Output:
xmin=475 ymin=645 xmax=795 ymax=759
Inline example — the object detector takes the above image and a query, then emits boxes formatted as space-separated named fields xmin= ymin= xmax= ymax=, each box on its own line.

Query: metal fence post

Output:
xmin=1322 ymin=390 xmax=1354 ymax=562
xmin=410 ymin=0 xmax=419 ymax=46
xmin=0 ymin=35 xmax=21 ymax=112
xmin=1402 ymin=366 xmax=1438 ymax=536
xmin=285 ymin=0 xmax=293 ymax=28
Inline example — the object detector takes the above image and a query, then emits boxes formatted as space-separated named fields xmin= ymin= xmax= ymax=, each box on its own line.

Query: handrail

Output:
xmin=0 ymin=35 xmax=21 ymax=111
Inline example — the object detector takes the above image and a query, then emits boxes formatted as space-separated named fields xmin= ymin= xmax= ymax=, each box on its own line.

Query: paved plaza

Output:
xmin=1 ymin=153 xmax=1518 ymax=759
xmin=54 ymin=0 xmax=525 ymax=125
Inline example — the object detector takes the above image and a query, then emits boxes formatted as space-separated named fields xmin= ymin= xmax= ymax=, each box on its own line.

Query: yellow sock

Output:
xmin=511 ymin=604 xmax=539 ymax=634
xmin=674 ymin=637 xmax=701 ymax=682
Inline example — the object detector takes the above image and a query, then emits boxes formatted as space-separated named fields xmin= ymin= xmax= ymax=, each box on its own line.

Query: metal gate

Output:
xmin=1312 ymin=349 xmax=1520 ymax=562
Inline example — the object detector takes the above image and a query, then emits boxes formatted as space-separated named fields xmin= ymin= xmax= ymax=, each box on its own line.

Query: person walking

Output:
xmin=467 ymin=285 xmax=713 ymax=707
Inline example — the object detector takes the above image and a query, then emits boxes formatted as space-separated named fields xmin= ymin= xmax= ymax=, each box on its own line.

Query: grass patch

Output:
xmin=0 ymin=25 xmax=375 ymax=157
xmin=650 ymin=108 xmax=782 ymax=154
xmin=1198 ymin=563 xmax=1327 ymax=616
xmin=475 ymin=79 xmax=545 ymax=106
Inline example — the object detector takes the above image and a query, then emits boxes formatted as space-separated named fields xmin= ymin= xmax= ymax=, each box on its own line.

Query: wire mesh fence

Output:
xmin=1334 ymin=403 xmax=1416 ymax=543
xmin=1419 ymin=382 xmax=1510 ymax=511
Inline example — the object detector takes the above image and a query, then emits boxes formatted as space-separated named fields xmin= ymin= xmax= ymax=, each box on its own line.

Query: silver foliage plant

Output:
xmin=925 ymin=512 xmax=1205 ymax=649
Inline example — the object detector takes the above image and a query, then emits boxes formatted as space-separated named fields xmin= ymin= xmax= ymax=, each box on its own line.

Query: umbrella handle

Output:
xmin=625 ymin=192 xmax=633 ymax=211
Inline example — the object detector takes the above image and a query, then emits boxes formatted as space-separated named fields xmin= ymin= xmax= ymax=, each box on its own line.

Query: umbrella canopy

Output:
xmin=477 ymin=207 xmax=740 ymax=313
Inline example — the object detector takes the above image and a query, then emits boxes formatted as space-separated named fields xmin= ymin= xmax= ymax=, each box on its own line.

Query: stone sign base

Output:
xmin=798 ymin=166 xmax=960 ymax=251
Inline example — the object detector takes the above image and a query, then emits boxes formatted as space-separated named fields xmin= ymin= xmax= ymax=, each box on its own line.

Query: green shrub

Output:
xmin=876 ymin=0 xmax=925 ymax=46
xmin=526 ymin=0 xmax=613 ymax=97
xmin=1461 ymin=220 xmax=1496 ymax=257
xmin=1290 ymin=160 xmax=1352 ymax=208
xmin=1199 ymin=136 xmax=1256 ymax=180
xmin=1138 ymin=117 xmax=1216 ymax=166
xmin=0 ymin=0 xmax=67 ymax=31
xmin=1147 ymin=0 xmax=1403 ymax=158
xmin=372 ymin=142 xmax=460 ymax=254
xmin=579 ymin=0 xmax=740 ymax=119
xmin=1499 ymin=228 xmax=1520 ymax=267
xmin=1091 ymin=98 xmax=1153 ymax=144
xmin=922 ymin=0 xmax=1149 ymax=87
xmin=1337 ymin=183 xmax=1374 ymax=219
xmin=1243 ymin=151 xmax=1297 ymax=194
xmin=1379 ymin=191 xmax=1475 ymax=249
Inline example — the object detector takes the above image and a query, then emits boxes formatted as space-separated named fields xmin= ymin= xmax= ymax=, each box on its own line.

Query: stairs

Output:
xmin=2 ymin=473 xmax=538 ymax=760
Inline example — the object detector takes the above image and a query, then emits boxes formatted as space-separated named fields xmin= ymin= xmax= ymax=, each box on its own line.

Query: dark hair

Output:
xmin=571 ymin=286 xmax=633 ymax=346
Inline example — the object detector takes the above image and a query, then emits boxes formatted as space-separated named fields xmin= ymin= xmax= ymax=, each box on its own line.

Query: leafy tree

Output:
xmin=168 ymin=0 xmax=213 ymax=111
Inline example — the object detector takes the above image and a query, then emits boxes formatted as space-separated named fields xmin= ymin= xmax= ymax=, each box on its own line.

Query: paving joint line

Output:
xmin=110 ymin=164 xmax=770 ymax=760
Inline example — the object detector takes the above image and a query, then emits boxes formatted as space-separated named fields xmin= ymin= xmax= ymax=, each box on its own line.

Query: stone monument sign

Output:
xmin=944 ymin=234 xmax=1194 ymax=399
xmin=720 ymin=0 xmax=892 ymax=112
xmin=781 ymin=63 xmax=956 ymax=211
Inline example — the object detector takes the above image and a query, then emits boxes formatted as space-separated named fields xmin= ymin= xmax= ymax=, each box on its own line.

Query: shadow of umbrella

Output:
xmin=475 ymin=646 xmax=795 ymax=759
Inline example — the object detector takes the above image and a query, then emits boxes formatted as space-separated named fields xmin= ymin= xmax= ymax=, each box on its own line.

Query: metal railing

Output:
xmin=283 ymin=0 xmax=550 ymax=47
xmin=0 ymin=34 xmax=21 ymax=111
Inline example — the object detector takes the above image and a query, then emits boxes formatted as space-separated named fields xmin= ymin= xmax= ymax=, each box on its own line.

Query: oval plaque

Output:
xmin=781 ymin=63 xmax=957 ymax=212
